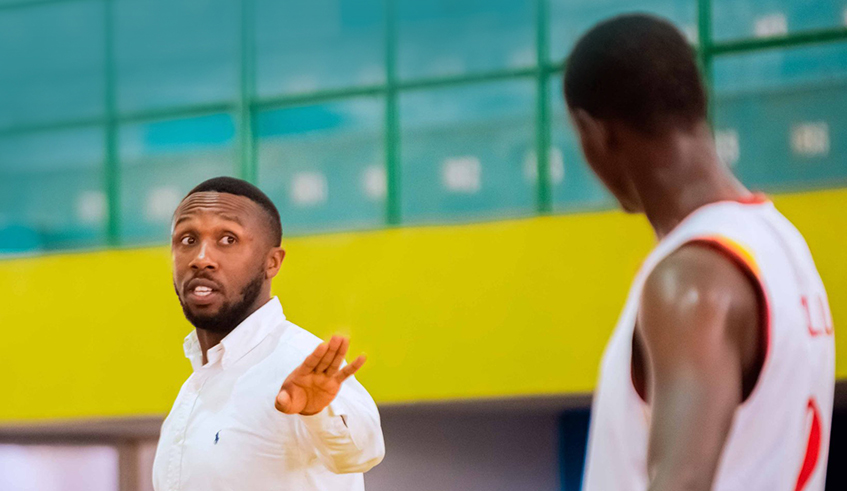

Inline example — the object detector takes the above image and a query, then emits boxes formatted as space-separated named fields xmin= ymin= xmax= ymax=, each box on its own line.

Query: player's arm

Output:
xmin=275 ymin=336 xmax=385 ymax=473
xmin=639 ymin=244 xmax=763 ymax=491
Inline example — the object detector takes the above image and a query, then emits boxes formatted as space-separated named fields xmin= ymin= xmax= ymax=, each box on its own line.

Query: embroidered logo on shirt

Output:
xmin=215 ymin=431 xmax=221 ymax=445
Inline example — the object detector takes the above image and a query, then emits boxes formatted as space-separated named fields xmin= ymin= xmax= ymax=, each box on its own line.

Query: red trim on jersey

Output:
xmin=685 ymin=238 xmax=771 ymax=403
xmin=663 ymin=193 xmax=770 ymax=239
xmin=734 ymin=193 xmax=769 ymax=205
xmin=795 ymin=398 xmax=823 ymax=491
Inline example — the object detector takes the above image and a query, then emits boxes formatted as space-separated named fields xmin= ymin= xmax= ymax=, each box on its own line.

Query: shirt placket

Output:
xmin=166 ymin=370 xmax=210 ymax=491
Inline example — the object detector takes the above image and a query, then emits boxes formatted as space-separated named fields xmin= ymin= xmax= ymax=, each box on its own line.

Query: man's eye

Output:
xmin=220 ymin=236 xmax=237 ymax=245
xmin=180 ymin=236 xmax=195 ymax=246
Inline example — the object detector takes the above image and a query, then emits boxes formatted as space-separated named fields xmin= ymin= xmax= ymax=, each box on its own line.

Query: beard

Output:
xmin=176 ymin=271 xmax=265 ymax=334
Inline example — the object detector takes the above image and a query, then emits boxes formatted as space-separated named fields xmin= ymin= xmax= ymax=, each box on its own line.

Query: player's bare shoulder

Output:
xmin=638 ymin=243 xmax=764 ymax=390
xmin=640 ymin=243 xmax=759 ymax=330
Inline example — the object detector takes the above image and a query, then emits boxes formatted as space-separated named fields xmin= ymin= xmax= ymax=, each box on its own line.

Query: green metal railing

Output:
xmin=2 ymin=0 xmax=847 ymax=247
xmin=103 ymin=0 xmax=119 ymax=245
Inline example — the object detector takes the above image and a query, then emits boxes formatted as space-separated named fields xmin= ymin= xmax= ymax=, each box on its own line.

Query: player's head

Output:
xmin=563 ymin=14 xmax=708 ymax=212
xmin=171 ymin=176 xmax=284 ymax=333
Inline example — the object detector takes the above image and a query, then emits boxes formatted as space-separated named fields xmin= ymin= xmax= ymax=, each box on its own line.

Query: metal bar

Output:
xmin=0 ymin=117 xmax=106 ymax=137
xmin=239 ymin=0 xmax=256 ymax=182
xmin=384 ymin=0 xmax=401 ymax=226
xmin=534 ymin=0 xmax=552 ymax=213
xmin=397 ymin=67 xmax=538 ymax=91
xmin=697 ymin=0 xmax=714 ymax=124
xmin=542 ymin=60 xmax=567 ymax=75
xmin=252 ymin=85 xmax=385 ymax=110
xmin=118 ymin=103 xmax=236 ymax=124
xmin=712 ymin=27 xmax=847 ymax=56
xmin=715 ymin=76 xmax=847 ymax=102
xmin=0 ymin=103 xmax=236 ymax=138
xmin=104 ymin=0 xmax=120 ymax=246
xmin=0 ymin=0 xmax=79 ymax=11
xmin=255 ymin=67 xmax=541 ymax=107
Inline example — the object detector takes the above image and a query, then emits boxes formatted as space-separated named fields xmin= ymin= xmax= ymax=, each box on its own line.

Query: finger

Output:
xmin=296 ymin=342 xmax=329 ymax=375
xmin=326 ymin=337 xmax=350 ymax=376
xmin=275 ymin=390 xmax=293 ymax=414
xmin=315 ymin=335 xmax=342 ymax=373
xmin=337 ymin=354 xmax=366 ymax=382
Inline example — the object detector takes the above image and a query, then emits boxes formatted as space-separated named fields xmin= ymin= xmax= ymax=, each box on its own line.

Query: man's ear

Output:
xmin=572 ymin=108 xmax=612 ymax=160
xmin=266 ymin=247 xmax=285 ymax=279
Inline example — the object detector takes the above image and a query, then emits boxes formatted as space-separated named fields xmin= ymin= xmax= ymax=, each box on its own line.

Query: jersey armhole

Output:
xmin=683 ymin=236 xmax=771 ymax=404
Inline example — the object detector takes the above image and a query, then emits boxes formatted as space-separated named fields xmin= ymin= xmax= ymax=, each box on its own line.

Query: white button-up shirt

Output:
xmin=152 ymin=297 xmax=385 ymax=491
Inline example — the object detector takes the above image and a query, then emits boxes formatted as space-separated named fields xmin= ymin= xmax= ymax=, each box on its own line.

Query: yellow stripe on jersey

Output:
xmin=696 ymin=235 xmax=762 ymax=278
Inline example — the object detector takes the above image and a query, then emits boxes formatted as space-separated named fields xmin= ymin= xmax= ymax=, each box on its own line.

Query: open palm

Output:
xmin=275 ymin=335 xmax=367 ymax=416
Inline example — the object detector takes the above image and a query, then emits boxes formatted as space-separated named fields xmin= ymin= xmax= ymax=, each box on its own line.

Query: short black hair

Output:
xmin=185 ymin=176 xmax=282 ymax=247
xmin=564 ymin=13 xmax=707 ymax=133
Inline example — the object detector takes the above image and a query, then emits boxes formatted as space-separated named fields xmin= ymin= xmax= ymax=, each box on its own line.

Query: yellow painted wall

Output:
xmin=1 ymin=188 xmax=845 ymax=422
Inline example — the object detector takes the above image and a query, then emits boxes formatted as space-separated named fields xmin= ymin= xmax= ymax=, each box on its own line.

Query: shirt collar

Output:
xmin=183 ymin=296 xmax=286 ymax=372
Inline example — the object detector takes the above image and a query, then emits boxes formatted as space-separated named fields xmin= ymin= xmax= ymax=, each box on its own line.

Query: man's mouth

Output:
xmin=193 ymin=286 xmax=213 ymax=297
xmin=185 ymin=279 xmax=222 ymax=305
xmin=186 ymin=287 xmax=220 ymax=306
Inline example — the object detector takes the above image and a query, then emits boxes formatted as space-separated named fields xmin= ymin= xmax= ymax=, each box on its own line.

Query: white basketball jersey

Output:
xmin=583 ymin=197 xmax=835 ymax=491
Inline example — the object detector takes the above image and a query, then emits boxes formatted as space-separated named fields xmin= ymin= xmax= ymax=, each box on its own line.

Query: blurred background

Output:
xmin=1 ymin=0 xmax=847 ymax=490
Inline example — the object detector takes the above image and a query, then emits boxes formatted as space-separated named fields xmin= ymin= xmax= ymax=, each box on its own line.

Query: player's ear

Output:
xmin=266 ymin=247 xmax=285 ymax=279
xmin=571 ymin=108 xmax=611 ymax=163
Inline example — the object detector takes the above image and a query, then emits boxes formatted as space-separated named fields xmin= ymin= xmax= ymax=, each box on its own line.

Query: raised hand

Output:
xmin=274 ymin=335 xmax=367 ymax=416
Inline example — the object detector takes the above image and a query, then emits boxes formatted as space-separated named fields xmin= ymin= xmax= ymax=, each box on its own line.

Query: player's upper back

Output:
xmin=583 ymin=197 xmax=835 ymax=491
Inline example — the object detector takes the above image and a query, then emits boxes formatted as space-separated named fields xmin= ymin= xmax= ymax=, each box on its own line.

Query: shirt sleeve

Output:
xmin=297 ymin=375 xmax=385 ymax=474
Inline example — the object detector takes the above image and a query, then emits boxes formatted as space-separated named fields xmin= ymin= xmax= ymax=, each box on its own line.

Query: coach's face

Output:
xmin=171 ymin=192 xmax=282 ymax=331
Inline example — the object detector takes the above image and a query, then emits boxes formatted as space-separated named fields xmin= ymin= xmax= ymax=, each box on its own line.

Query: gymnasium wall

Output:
xmin=1 ymin=187 xmax=845 ymax=422
xmin=3 ymin=0 xmax=847 ymax=425
xmin=4 ymin=1 xmax=847 ymax=490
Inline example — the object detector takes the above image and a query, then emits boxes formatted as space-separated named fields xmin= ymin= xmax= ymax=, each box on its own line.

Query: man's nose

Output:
xmin=189 ymin=241 xmax=216 ymax=270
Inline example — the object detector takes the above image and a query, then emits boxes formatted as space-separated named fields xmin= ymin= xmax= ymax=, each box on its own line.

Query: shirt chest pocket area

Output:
xmin=186 ymin=404 xmax=310 ymax=475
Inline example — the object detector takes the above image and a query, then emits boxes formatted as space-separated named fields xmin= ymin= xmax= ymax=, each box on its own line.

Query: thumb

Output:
xmin=275 ymin=389 xmax=294 ymax=414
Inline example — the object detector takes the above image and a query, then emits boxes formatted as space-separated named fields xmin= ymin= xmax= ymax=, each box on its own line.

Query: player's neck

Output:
xmin=629 ymin=124 xmax=752 ymax=239
xmin=196 ymin=293 xmax=274 ymax=364
xmin=197 ymin=329 xmax=229 ymax=364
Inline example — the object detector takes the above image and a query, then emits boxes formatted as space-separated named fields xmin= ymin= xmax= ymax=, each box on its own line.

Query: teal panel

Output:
xmin=0 ymin=0 xmax=105 ymax=129
xmin=0 ymin=127 xmax=106 ymax=252
xmin=113 ymin=0 xmax=240 ymax=113
xmin=255 ymin=0 xmax=385 ymax=97
xmin=713 ymin=42 xmax=847 ymax=94
xmin=395 ymin=0 xmax=535 ymax=80
xmin=715 ymin=84 xmax=847 ymax=191
xmin=256 ymin=97 xmax=385 ymax=236
xmin=712 ymin=0 xmax=847 ymax=41
xmin=399 ymin=80 xmax=537 ymax=223
xmin=714 ymin=43 xmax=847 ymax=191
xmin=549 ymin=0 xmax=696 ymax=64
xmin=1 ymin=0 xmax=847 ymax=255
xmin=118 ymin=114 xmax=237 ymax=244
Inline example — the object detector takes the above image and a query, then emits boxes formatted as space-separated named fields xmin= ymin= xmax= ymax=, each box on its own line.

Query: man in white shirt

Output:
xmin=153 ymin=176 xmax=385 ymax=491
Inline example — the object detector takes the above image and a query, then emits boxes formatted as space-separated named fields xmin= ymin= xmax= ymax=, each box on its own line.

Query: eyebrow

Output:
xmin=219 ymin=214 xmax=243 ymax=225
xmin=173 ymin=213 xmax=244 ymax=227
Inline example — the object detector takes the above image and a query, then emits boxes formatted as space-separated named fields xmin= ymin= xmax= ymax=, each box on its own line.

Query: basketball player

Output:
xmin=153 ymin=177 xmax=384 ymax=490
xmin=563 ymin=15 xmax=834 ymax=490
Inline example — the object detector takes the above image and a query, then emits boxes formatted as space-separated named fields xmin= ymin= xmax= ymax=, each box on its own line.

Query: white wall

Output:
xmin=0 ymin=444 xmax=119 ymax=491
